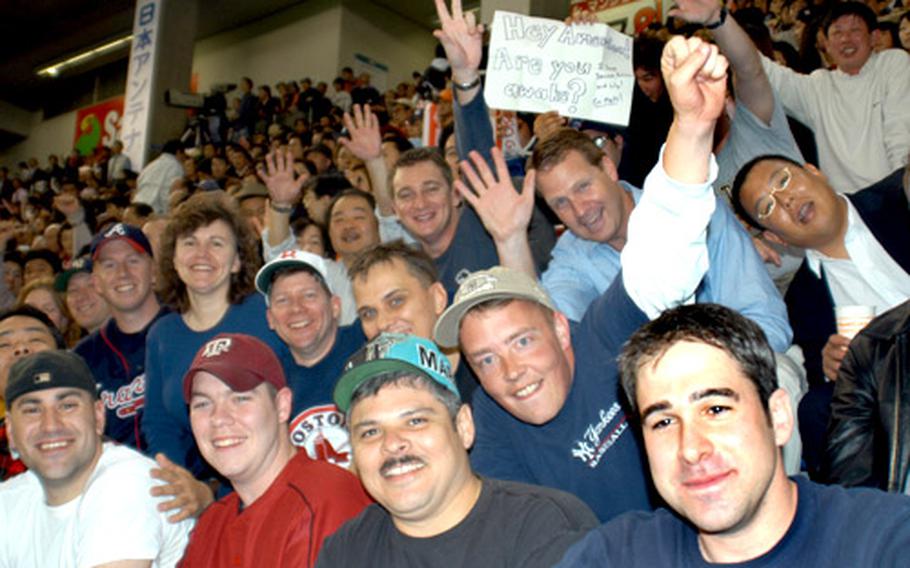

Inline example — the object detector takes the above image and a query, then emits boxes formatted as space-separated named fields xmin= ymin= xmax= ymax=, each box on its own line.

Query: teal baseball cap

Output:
xmin=333 ymin=333 xmax=458 ymax=413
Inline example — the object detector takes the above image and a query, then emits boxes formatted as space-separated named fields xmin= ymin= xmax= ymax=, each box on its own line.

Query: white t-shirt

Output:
xmin=0 ymin=443 xmax=193 ymax=568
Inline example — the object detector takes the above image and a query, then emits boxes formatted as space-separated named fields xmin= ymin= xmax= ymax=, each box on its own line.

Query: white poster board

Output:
xmin=484 ymin=11 xmax=634 ymax=126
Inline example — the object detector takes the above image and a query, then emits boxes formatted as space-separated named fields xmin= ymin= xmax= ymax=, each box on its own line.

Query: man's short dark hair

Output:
xmin=633 ymin=36 xmax=664 ymax=72
xmin=390 ymin=147 xmax=453 ymax=192
xmin=0 ymin=305 xmax=66 ymax=349
xmin=326 ymin=188 xmax=376 ymax=232
xmin=24 ymin=249 xmax=62 ymax=275
xmin=304 ymin=173 xmax=352 ymax=200
xmin=822 ymin=1 xmax=876 ymax=36
xmin=730 ymin=154 xmax=803 ymax=230
xmin=618 ymin=303 xmax=778 ymax=418
xmin=267 ymin=265 xmax=331 ymax=298
xmin=348 ymin=240 xmax=440 ymax=288
xmin=306 ymin=144 xmax=333 ymax=161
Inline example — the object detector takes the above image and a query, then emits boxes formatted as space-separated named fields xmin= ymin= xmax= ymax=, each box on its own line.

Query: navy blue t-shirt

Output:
xmin=285 ymin=323 xmax=365 ymax=470
xmin=556 ymin=476 xmax=910 ymax=567
xmin=434 ymin=206 xmax=500 ymax=303
xmin=470 ymin=274 xmax=654 ymax=522
xmin=73 ymin=306 xmax=170 ymax=450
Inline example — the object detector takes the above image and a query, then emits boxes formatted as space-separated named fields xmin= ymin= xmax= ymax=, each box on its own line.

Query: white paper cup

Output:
xmin=835 ymin=305 xmax=875 ymax=340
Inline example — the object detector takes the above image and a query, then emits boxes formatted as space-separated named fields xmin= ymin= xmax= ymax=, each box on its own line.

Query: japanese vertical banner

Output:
xmin=121 ymin=0 xmax=161 ymax=171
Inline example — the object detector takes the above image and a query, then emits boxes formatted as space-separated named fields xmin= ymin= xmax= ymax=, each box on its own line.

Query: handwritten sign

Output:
xmin=484 ymin=11 xmax=634 ymax=126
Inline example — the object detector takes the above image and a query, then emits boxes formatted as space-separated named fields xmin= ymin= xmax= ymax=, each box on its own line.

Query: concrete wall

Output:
xmin=1 ymin=0 xmax=438 ymax=168
xmin=338 ymin=3 xmax=439 ymax=92
xmin=192 ymin=0 xmax=343 ymax=94
xmin=0 ymin=110 xmax=77 ymax=166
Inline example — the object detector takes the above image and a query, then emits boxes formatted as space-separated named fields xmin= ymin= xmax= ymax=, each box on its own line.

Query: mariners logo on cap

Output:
xmin=202 ymin=337 xmax=233 ymax=358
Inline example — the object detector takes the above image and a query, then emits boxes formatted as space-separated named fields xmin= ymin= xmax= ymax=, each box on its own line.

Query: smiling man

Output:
xmin=390 ymin=147 xmax=501 ymax=300
xmin=554 ymin=303 xmax=910 ymax=566
xmin=434 ymin=35 xmax=732 ymax=522
xmin=348 ymin=240 xmax=478 ymax=402
xmin=317 ymin=333 xmax=597 ymax=567
xmin=256 ymin=250 xmax=366 ymax=468
xmin=0 ymin=350 xmax=193 ymax=567
xmin=74 ymin=223 xmax=168 ymax=450
xmin=180 ymin=333 xmax=370 ymax=567
xmin=757 ymin=1 xmax=910 ymax=193
xmin=55 ymin=256 xmax=110 ymax=334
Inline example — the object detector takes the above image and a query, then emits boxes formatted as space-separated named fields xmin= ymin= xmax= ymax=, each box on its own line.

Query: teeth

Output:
xmin=515 ymin=381 xmax=541 ymax=398
xmin=38 ymin=441 xmax=69 ymax=450
xmin=385 ymin=462 xmax=424 ymax=476
xmin=213 ymin=438 xmax=243 ymax=448
xmin=289 ymin=320 xmax=311 ymax=329
xmin=114 ymin=284 xmax=135 ymax=292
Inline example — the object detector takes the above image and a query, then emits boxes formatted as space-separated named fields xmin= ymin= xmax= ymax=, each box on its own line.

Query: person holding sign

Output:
xmin=436 ymin=26 xmax=732 ymax=522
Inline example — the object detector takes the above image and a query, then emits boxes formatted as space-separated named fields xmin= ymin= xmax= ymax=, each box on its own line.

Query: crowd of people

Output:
xmin=0 ymin=0 xmax=909 ymax=565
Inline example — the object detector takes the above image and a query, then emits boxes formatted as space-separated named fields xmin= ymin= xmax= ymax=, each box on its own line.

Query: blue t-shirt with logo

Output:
xmin=285 ymin=323 xmax=365 ymax=470
xmin=470 ymin=274 xmax=654 ymax=522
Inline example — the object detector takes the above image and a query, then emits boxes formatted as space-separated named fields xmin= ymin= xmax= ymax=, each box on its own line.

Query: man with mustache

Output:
xmin=317 ymin=333 xmax=597 ymax=567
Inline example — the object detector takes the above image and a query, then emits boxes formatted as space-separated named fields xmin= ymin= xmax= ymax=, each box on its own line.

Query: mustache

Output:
xmin=380 ymin=455 xmax=425 ymax=476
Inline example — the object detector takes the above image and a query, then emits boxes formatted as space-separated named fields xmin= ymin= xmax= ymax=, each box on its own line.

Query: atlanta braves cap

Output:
xmin=90 ymin=222 xmax=153 ymax=259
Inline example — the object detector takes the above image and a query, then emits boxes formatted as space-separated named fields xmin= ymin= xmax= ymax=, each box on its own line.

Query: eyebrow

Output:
xmin=0 ymin=326 xmax=51 ymax=338
xmin=464 ymin=326 xmax=536 ymax=358
xmin=351 ymin=406 xmax=437 ymax=430
xmin=640 ymin=387 xmax=740 ymax=422
xmin=14 ymin=389 xmax=84 ymax=408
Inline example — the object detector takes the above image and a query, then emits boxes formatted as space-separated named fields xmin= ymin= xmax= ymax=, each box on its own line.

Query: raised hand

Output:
xmin=433 ymin=0 xmax=484 ymax=79
xmin=456 ymin=148 xmax=534 ymax=245
xmin=340 ymin=104 xmax=382 ymax=161
xmin=257 ymin=148 xmax=308 ymax=209
xmin=533 ymin=111 xmax=567 ymax=143
xmin=661 ymin=36 xmax=729 ymax=128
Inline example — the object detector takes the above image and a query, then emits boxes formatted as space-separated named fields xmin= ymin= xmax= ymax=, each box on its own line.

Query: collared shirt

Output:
xmin=806 ymin=196 xmax=910 ymax=314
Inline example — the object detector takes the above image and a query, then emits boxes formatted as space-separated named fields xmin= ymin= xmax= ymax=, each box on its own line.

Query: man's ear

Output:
xmin=455 ymin=403 xmax=475 ymax=450
xmin=768 ymin=388 xmax=794 ymax=448
xmin=276 ymin=387 xmax=293 ymax=423
xmin=430 ymin=282 xmax=448 ymax=317
xmin=599 ymin=155 xmax=619 ymax=182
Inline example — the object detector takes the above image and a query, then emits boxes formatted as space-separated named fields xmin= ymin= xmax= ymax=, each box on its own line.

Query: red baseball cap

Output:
xmin=183 ymin=333 xmax=286 ymax=402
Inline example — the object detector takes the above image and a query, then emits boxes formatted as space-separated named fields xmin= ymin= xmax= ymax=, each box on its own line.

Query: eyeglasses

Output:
xmin=755 ymin=167 xmax=792 ymax=220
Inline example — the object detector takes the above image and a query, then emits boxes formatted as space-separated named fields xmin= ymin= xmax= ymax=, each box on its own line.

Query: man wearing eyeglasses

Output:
xmin=731 ymin=155 xmax=910 ymax=476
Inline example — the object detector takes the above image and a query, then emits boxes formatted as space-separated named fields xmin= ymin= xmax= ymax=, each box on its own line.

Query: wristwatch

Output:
xmin=452 ymin=75 xmax=481 ymax=91
xmin=705 ymin=7 xmax=728 ymax=29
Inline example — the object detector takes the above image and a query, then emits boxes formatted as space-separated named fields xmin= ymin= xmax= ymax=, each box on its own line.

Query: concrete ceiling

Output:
xmin=0 ymin=0 xmax=464 ymax=112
